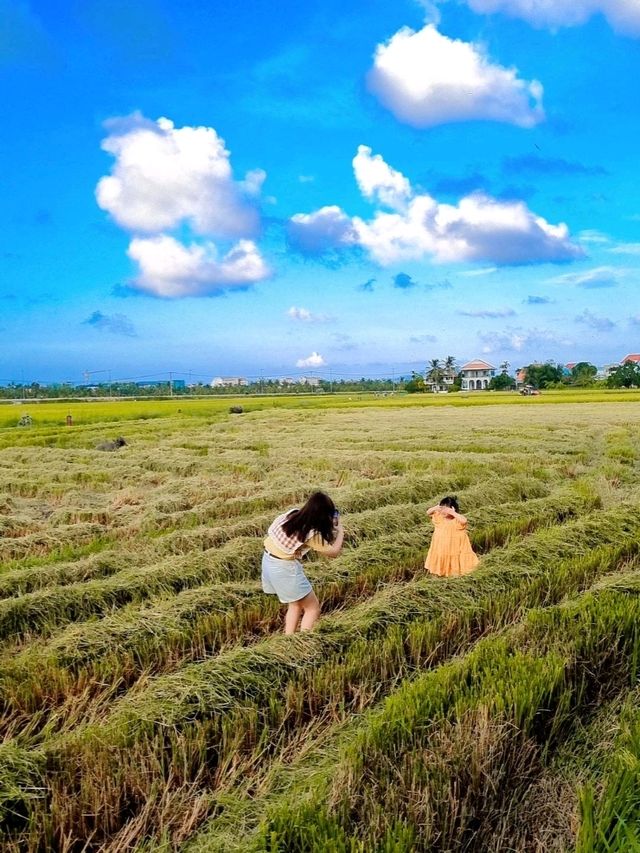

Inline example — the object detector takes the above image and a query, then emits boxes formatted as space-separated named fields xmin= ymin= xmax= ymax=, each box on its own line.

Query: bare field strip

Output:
xmin=1 ymin=400 xmax=640 ymax=851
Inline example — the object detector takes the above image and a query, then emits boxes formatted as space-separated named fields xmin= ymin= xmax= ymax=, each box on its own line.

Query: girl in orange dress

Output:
xmin=425 ymin=496 xmax=479 ymax=577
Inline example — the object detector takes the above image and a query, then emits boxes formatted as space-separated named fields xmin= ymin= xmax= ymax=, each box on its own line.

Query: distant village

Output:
xmin=1 ymin=355 xmax=639 ymax=400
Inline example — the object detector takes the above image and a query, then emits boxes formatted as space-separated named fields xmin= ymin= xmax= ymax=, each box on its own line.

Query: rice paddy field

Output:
xmin=2 ymin=395 xmax=640 ymax=851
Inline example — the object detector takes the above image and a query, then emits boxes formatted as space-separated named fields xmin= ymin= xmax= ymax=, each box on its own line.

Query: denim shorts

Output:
xmin=261 ymin=550 xmax=313 ymax=603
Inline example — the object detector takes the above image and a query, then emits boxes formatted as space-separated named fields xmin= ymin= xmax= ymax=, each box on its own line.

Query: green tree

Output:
xmin=426 ymin=358 xmax=442 ymax=386
xmin=570 ymin=362 xmax=598 ymax=387
xmin=405 ymin=371 xmax=425 ymax=393
xmin=489 ymin=373 xmax=516 ymax=390
xmin=607 ymin=362 xmax=640 ymax=388
xmin=524 ymin=363 xmax=565 ymax=389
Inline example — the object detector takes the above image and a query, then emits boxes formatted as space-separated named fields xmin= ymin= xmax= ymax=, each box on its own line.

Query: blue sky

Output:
xmin=1 ymin=0 xmax=639 ymax=383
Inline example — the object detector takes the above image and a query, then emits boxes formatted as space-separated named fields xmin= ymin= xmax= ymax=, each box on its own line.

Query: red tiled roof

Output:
xmin=461 ymin=359 xmax=495 ymax=370
xmin=622 ymin=354 xmax=640 ymax=364
xmin=565 ymin=362 xmax=577 ymax=370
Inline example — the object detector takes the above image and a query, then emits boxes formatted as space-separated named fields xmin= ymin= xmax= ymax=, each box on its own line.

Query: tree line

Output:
xmin=404 ymin=359 xmax=640 ymax=393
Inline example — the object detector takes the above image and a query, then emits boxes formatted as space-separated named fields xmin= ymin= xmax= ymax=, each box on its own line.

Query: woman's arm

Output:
xmin=308 ymin=519 xmax=345 ymax=558
xmin=323 ymin=519 xmax=344 ymax=557
xmin=444 ymin=509 xmax=467 ymax=525
xmin=426 ymin=505 xmax=440 ymax=516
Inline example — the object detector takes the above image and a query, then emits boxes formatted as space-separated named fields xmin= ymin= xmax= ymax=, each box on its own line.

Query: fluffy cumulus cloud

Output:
xmin=479 ymin=327 xmax=573 ymax=353
xmin=287 ymin=206 xmax=356 ymax=255
xmin=353 ymin=146 xmax=412 ymax=208
xmin=296 ymin=351 xmax=326 ymax=367
xmin=97 ymin=114 xmax=261 ymax=237
xmin=96 ymin=113 xmax=271 ymax=298
xmin=83 ymin=310 xmax=137 ymax=336
xmin=291 ymin=147 xmax=582 ymax=266
xmin=127 ymin=235 xmax=269 ymax=298
xmin=367 ymin=24 xmax=544 ymax=129
xmin=463 ymin=0 xmax=640 ymax=36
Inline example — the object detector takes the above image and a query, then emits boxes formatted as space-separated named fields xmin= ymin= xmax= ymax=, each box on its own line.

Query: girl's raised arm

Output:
xmin=448 ymin=509 xmax=467 ymax=525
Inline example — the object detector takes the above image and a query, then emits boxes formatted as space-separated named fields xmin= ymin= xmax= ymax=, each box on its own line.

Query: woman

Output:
xmin=262 ymin=491 xmax=344 ymax=634
xmin=425 ymin=495 xmax=479 ymax=577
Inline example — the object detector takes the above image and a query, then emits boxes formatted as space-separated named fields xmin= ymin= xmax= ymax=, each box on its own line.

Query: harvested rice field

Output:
xmin=1 ymin=399 xmax=640 ymax=851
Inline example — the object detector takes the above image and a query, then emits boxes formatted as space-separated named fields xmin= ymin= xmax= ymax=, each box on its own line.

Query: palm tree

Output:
xmin=426 ymin=358 xmax=443 ymax=387
xmin=443 ymin=355 xmax=456 ymax=378
xmin=500 ymin=360 xmax=510 ymax=374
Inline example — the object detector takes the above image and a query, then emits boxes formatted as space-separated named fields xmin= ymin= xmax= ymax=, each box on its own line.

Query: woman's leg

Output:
xmin=299 ymin=590 xmax=321 ymax=631
xmin=285 ymin=600 xmax=304 ymax=634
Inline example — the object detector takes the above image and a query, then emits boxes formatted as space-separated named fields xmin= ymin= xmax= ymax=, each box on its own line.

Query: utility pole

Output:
xmin=169 ymin=371 xmax=173 ymax=397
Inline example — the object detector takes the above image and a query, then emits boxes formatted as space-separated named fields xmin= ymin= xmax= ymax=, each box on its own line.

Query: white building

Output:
xmin=597 ymin=363 xmax=619 ymax=380
xmin=210 ymin=376 xmax=248 ymax=388
xmin=299 ymin=376 xmax=320 ymax=387
xmin=425 ymin=368 xmax=456 ymax=393
xmin=460 ymin=360 xmax=495 ymax=390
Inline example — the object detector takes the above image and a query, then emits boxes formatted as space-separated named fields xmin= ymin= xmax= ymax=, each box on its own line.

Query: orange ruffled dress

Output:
xmin=425 ymin=513 xmax=479 ymax=577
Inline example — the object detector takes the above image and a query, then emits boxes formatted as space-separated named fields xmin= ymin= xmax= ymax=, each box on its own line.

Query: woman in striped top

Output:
xmin=262 ymin=491 xmax=344 ymax=634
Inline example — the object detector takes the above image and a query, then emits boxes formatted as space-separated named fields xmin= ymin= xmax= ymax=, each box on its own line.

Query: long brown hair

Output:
xmin=282 ymin=490 xmax=336 ymax=544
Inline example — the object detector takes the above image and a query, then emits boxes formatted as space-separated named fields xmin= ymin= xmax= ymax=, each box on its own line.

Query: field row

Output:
xmin=0 ymin=481 xmax=601 ymax=744
xmin=2 ymin=503 xmax=640 ymax=849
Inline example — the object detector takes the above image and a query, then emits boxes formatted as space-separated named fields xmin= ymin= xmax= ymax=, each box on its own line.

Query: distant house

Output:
xmin=425 ymin=369 xmax=456 ymax=393
xmin=515 ymin=368 xmax=527 ymax=388
xmin=564 ymin=362 xmax=577 ymax=372
xmin=279 ymin=377 xmax=297 ymax=386
xmin=622 ymin=354 xmax=640 ymax=365
xmin=299 ymin=376 xmax=320 ymax=387
xmin=210 ymin=377 xmax=248 ymax=388
xmin=598 ymin=363 xmax=620 ymax=379
xmin=460 ymin=360 xmax=496 ymax=390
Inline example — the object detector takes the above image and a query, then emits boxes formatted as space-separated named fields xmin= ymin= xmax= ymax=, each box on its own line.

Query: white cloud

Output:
xmin=547 ymin=266 xmax=626 ymax=288
xmin=353 ymin=146 xmax=412 ymax=209
xmin=287 ymin=205 xmax=357 ymax=254
xmin=287 ymin=306 xmax=331 ymax=322
xmin=240 ymin=168 xmax=267 ymax=197
xmin=608 ymin=242 xmax=640 ymax=255
xmin=291 ymin=149 xmax=582 ymax=266
xmin=579 ymin=229 xmax=610 ymax=244
xmin=127 ymin=235 xmax=269 ymax=298
xmin=96 ymin=114 xmax=261 ymax=237
xmin=459 ymin=266 xmax=498 ymax=276
xmin=367 ymin=24 xmax=544 ymax=129
xmin=296 ymin=351 xmax=326 ymax=367
xmin=479 ymin=327 xmax=573 ymax=353
xmin=463 ymin=0 xmax=640 ymax=37
xmin=352 ymin=188 xmax=581 ymax=265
